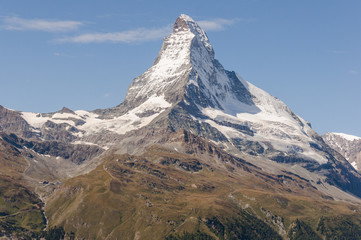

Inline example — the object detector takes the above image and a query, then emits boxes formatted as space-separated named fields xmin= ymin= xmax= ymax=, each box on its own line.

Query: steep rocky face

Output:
xmin=323 ymin=132 xmax=361 ymax=171
xmin=0 ymin=132 xmax=104 ymax=165
xmin=0 ymin=105 xmax=36 ymax=139
xmin=122 ymin=14 xmax=254 ymax=112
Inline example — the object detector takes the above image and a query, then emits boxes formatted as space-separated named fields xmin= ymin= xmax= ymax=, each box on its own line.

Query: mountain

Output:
xmin=323 ymin=132 xmax=361 ymax=171
xmin=1 ymin=14 xmax=361 ymax=239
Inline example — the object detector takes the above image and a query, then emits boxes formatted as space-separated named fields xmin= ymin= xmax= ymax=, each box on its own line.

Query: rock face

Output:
xmin=0 ymin=132 xmax=104 ymax=164
xmin=323 ymin=132 xmax=361 ymax=171
xmin=0 ymin=105 xmax=36 ymax=139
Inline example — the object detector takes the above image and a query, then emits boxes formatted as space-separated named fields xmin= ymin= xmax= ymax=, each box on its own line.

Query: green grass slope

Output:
xmin=0 ymin=135 xmax=46 ymax=238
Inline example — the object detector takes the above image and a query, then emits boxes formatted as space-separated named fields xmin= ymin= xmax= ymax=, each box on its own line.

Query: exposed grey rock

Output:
xmin=0 ymin=132 xmax=104 ymax=164
xmin=57 ymin=107 xmax=75 ymax=114
xmin=40 ymin=120 xmax=80 ymax=142
xmin=167 ymin=104 xmax=228 ymax=142
xmin=323 ymin=132 xmax=361 ymax=172
xmin=0 ymin=105 xmax=37 ymax=139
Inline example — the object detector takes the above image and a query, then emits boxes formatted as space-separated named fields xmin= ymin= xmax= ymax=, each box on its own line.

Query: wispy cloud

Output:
xmin=54 ymin=52 xmax=74 ymax=58
xmin=54 ymin=17 xmax=240 ymax=44
xmin=197 ymin=18 xmax=241 ymax=31
xmin=348 ymin=70 xmax=358 ymax=75
xmin=55 ymin=26 xmax=172 ymax=43
xmin=1 ymin=16 xmax=83 ymax=32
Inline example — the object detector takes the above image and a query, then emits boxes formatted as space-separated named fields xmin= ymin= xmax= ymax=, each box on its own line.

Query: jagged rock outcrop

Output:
xmin=0 ymin=132 xmax=104 ymax=164
xmin=0 ymin=105 xmax=36 ymax=139
xmin=323 ymin=132 xmax=361 ymax=171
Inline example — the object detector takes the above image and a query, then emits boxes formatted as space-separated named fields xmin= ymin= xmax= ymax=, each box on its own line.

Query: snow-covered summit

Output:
xmin=325 ymin=132 xmax=361 ymax=142
xmin=174 ymin=14 xmax=214 ymax=56
xmin=123 ymin=14 xmax=253 ymax=114
xmin=123 ymin=14 xmax=219 ymax=109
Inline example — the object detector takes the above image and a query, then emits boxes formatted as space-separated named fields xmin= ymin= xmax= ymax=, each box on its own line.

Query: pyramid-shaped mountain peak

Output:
xmin=172 ymin=14 xmax=203 ymax=33
xmin=122 ymin=14 xmax=216 ymax=107
xmin=118 ymin=15 xmax=331 ymax=170
xmin=172 ymin=14 xmax=214 ymax=55
xmin=173 ymin=14 xmax=194 ymax=32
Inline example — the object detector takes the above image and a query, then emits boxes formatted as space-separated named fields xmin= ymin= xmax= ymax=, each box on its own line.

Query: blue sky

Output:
xmin=0 ymin=0 xmax=360 ymax=136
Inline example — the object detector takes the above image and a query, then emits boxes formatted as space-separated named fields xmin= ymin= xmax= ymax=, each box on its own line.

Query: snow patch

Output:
xmin=52 ymin=112 xmax=82 ymax=120
xmin=21 ymin=112 xmax=50 ymax=129
xmin=331 ymin=132 xmax=361 ymax=141
xmin=205 ymin=119 xmax=242 ymax=139
xmin=72 ymin=141 xmax=99 ymax=146
xmin=351 ymin=161 xmax=358 ymax=170
xmin=78 ymin=95 xmax=171 ymax=136
xmin=21 ymin=112 xmax=76 ymax=128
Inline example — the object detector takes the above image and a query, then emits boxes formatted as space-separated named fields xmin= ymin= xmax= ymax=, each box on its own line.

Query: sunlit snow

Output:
xmin=331 ymin=132 xmax=361 ymax=141
xmin=22 ymin=95 xmax=171 ymax=137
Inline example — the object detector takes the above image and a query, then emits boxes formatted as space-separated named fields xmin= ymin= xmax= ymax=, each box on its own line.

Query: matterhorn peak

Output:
xmin=173 ymin=14 xmax=214 ymax=56
xmin=121 ymin=14 xmax=257 ymax=115
xmin=173 ymin=14 xmax=194 ymax=32
xmin=123 ymin=14 xmax=216 ymax=106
